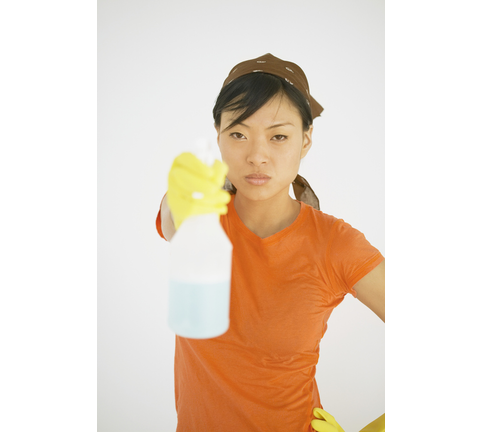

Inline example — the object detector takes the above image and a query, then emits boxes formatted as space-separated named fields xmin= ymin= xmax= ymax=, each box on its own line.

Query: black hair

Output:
xmin=213 ymin=73 xmax=313 ymax=132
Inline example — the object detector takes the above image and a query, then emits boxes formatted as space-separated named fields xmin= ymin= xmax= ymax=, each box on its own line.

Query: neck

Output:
xmin=234 ymin=190 xmax=300 ymax=239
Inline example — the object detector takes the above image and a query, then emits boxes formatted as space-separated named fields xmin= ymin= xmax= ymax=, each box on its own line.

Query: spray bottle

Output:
xmin=168 ymin=140 xmax=233 ymax=339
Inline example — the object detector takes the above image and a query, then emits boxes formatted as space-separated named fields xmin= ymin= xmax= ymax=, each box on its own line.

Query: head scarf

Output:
xmin=222 ymin=53 xmax=324 ymax=120
xmin=221 ymin=53 xmax=322 ymax=210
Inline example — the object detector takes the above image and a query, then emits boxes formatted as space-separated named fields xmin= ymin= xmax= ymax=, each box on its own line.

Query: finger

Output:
xmin=313 ymin=409 xmax=336 ymax=424
xmin=312 ymin=409 xmax=344 ymax=432
xmin=211 ymin=159 xmax=229 ymax=186
xmin=167 ymin=185 xmax=230 ymax=215
xmin=169 ymin=168 xmax=220 ymax=196
xmin=313 ymin=408 xmax=324 ymax=419
xmin=188 ymin=194 xmax=230 ymax=214
xmin=173 ymin=152 xmax=214 ymax=179
xmin=168 ymin=189 xmax=230 ymax=213
xmin=200 ymin=189 xmax=231 ymax=206
xmin=311 ymin=419 xmax=338 ymax=432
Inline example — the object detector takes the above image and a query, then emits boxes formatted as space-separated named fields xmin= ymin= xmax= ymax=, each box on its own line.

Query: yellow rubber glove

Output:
xmin=359 ymin=413 xmax=385 ymax=432
xmin=311 ymin=408 xmax=385 ymax=432
xmin=167 ymin=152 xmax=231 ymax=229
xmin=311 ymin=408 xmax=345 ymax=432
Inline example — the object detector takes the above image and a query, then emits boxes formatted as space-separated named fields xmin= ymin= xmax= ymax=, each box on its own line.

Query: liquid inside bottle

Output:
xmin=168 ymin=213 xmax=233 ymax=339
xmin=168 ymin=279 xmax=230 ymax=339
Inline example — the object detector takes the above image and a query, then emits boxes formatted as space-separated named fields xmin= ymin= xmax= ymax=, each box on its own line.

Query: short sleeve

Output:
xmin=156 ymin=209 xmax=167 ymax=240
xmin=155 ymin=194 xmax=168 ymax=241
xmin=327 ymin=219 xmax=384 ymax=297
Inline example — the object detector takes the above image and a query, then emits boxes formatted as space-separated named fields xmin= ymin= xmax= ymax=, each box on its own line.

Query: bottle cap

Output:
xmin=194 ymin=138 xmax=214 ymax=166
xmin=192 ymin=138 xmax=214 ymax=200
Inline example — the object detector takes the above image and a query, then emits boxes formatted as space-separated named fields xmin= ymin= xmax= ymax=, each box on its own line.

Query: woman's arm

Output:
xmin=353 ymin=260 xmax=385 ymax=322
xmin=160 ymin=194 xmax=176 ymax=242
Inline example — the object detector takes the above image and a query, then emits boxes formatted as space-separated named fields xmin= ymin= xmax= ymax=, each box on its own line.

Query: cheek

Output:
xmin=217 ymin=140 xmax=229 ymax=159
xmin=218 ymin=144 xmax=239 ymax=170
xmin=277 ymin=144 xmax=302 ymax=167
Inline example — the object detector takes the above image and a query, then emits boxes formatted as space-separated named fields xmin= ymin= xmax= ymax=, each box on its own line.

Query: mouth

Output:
xmin=244 ymin=173 xmax=271 ymax=186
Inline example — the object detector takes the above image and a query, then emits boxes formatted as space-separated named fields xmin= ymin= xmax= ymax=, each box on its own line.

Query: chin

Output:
xmin=234 ymin=184 xmax=287 ymax=203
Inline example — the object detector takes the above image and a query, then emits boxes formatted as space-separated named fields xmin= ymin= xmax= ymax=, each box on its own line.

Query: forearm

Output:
xmin=353 ymin=260 xmax=385 ymax=322
xmin=161 ymin=193 xmax=176 ymax=242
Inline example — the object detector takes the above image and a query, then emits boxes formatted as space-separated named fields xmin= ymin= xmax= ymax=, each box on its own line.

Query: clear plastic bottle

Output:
xmin=167 ymin=140 xmax=233 ymax=339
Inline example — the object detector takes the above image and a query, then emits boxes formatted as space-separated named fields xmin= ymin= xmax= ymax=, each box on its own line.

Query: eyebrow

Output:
xmin=222 ymin=121 xmax=294 ymax=133
xmin=267 ymin=122 xmax=294 ymax=130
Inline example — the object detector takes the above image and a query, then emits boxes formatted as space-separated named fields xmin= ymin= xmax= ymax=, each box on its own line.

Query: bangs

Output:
xmin=214 ymin=73 xmax=283 ymax=131
xmin=213 ymin=73 xmax=312 ymax=131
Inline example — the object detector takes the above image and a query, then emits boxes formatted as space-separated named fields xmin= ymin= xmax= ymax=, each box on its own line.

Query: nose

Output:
xmin=246 ymin=137 xmax=269 ymax=167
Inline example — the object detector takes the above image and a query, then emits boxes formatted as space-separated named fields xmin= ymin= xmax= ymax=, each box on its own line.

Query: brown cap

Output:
xmin=222 ymin=53 xmax=324 ymax=119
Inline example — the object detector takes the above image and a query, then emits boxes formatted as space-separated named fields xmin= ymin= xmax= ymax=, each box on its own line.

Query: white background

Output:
xmin=98 ymin=1 xmax=384 ymax=431
xmin=2 ymin=1 xmax=482 ymax=432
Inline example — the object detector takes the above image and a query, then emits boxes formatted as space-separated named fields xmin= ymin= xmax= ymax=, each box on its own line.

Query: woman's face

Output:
xmin=216 ymin=93 xmax=313 ymax=203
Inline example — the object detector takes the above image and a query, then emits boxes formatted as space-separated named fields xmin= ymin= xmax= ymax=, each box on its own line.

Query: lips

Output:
xmin=245 ymin=173 xmax=271 ymax=186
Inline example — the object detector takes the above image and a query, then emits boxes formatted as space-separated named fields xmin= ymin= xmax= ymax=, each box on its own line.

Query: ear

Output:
xmin=300 ymin=125 xmax=313 ymax=159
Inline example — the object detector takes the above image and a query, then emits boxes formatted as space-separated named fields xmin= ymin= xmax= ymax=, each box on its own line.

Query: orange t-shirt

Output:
xmin=156 ymin=196 xmax=384 ymax=432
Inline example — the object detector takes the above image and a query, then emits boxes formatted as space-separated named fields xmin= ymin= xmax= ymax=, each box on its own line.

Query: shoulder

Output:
xmin=301 ymin=202 xmax=342 ymax=235
xmin=303 ymin=201 xmax=337 ymax=223
xmin=306 ymin=205 xmax=368 ymax=244
xmin=304 ymin=204 xmax=378 ymax=257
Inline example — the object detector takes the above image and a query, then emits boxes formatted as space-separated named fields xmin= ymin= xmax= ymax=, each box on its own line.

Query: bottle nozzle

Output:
xmin=194 ymin=138 xmax=214 ymax=166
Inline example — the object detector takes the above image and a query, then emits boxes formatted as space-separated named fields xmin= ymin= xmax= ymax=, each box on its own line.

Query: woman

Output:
xmin=156 ymin=53 xmax=385 ymax=432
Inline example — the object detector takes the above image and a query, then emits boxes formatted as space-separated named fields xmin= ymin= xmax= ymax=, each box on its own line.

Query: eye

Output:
xmin=272 ymin=134 xmax=288 ymax=142
xmin=230 ymin=132 xmax=246 ymax=140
